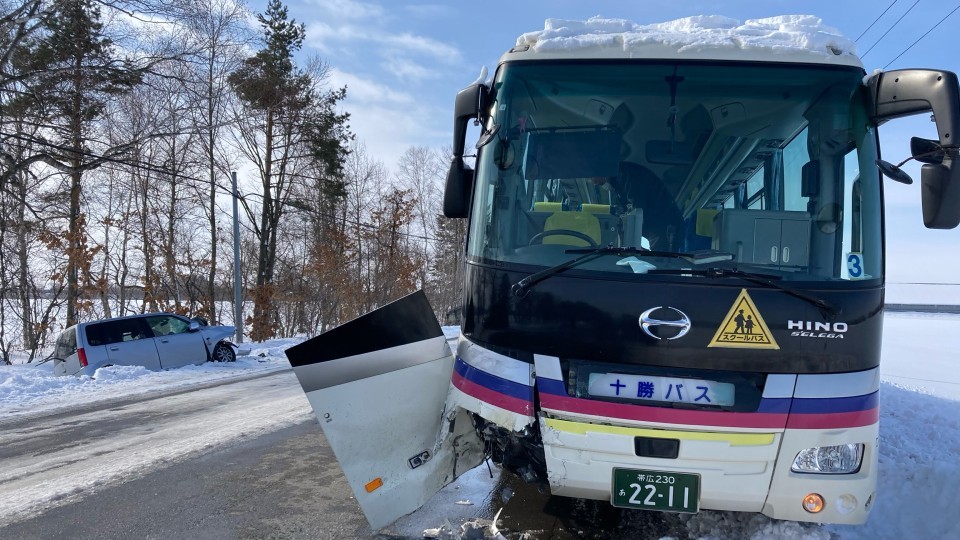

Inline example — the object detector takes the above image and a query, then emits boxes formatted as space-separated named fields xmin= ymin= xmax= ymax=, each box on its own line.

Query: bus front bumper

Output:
xmin=540 ymin=416 xmax=877 ymax=525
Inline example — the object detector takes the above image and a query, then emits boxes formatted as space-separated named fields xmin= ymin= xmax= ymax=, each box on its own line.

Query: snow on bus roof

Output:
xmin=510 ymin=15 xmax=862 ymax=67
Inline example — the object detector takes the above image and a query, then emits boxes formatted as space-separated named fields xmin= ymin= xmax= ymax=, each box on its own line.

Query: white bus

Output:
xmin=286 ymin=16 xmax=960 ymax=530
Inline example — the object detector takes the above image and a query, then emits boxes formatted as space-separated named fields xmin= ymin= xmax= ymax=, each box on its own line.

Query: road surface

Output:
xmin=0 ymin=369 xmax=693 ymax=539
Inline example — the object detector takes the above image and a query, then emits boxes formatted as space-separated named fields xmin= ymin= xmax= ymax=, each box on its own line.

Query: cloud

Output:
xmin=328 ymin=68 xmax=414 ymax=105
xmin=309 ymin=0 xmax=385 ymax=21
xmin=383 ymin=33 xmax=462 ymax=63
xmin=325 ymin=67 xmax=451 ymax=168
xmin=304 ymin=21 xmax=364 ymax=54
xmin=306 ymin=23 xmax=461 ymax=68
xmin=299 ymin=4 xmax=466 ymax=171
xmin=381 ymin=57 xmax=440 ymax=80
xmin=302 ymin=2 xmax=462 ymax=82
xmin=339 ymin=101 xmax=449 ymax=173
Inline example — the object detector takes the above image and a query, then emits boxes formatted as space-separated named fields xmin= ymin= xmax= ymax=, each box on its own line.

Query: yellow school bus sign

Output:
xmin=708 ymin=289 xmax=779 ymax=350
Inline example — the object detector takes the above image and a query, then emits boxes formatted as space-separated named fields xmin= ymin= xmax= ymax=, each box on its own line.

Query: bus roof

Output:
xmin=503 ymin=15 xmax=864 ymax=69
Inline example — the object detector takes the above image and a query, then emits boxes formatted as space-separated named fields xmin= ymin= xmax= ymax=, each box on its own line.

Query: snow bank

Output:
xmin=0 ymin=337 xmax=302 ymax=420
xmin=516 ymin=15 xmax=857 ymax=61
xmin=830 ymin=383 xmax=960 ymax=539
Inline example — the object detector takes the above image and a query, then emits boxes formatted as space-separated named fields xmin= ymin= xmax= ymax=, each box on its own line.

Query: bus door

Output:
xmin=284 ymin=291 xmax=484 ymax=530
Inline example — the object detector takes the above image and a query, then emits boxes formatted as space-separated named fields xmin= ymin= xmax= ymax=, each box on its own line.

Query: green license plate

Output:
xmin=611 ymin=468 xmax=700 ymax=513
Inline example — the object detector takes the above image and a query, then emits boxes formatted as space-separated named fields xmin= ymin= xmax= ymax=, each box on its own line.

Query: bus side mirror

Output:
xmin=443 ymin=159 xmax=474 ymax=218
xmin=912 ymin=136 xmax=944 ymax=164
xmin=444 ymin=83 xmax=487 ymax=218
xmin=869 ymin=69 xmax=960 ymax=228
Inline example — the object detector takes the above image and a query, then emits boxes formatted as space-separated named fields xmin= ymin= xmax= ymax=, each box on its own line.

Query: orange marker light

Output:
xmin=802 ymin=493 xmax=825 ymax=513
xmin=365 ymin=477 xmax=384 ymax=493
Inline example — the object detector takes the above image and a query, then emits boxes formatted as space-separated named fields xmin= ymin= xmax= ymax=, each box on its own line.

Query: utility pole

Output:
xmin=232 ymin=171 xmax=243 ymax=343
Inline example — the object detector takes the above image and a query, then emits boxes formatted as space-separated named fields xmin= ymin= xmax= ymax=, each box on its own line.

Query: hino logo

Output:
xmin=639 ymin=307 xmax=691 ymax=340
xmin=787 ymin=320 xmax=848 ymax=339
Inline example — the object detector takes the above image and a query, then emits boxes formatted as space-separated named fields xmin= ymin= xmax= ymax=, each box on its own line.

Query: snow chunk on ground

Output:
xmin=684 ymin=511 xmax=831 ymax=540
xmin=517 ymin=15 xmax=857 ymax=60
xmin=91 ymin=364 xmax=153 ymax=381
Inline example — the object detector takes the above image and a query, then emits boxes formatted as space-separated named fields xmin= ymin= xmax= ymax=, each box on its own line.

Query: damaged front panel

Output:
xmin=285 ymin=291 xmax=484 ymax=530
xmin=447 ymin=337 xmax=537 ymax=432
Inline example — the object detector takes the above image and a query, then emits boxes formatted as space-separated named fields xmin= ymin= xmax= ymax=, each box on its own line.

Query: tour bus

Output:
xmin=285 ymin=17 xmax=960 ymax=530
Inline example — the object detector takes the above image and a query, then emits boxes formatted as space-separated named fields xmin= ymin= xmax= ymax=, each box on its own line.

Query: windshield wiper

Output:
xmin=567 ymin=247 xmax=734 ymax=264
xmin=513 ymin=249 xmax=835 ymax=316
xmin=512 ymin=245 xmax=620 ymax=298
xmin=647 ymin=267 xmax=837 ymax=317
xmin=512 ymin=246 xmax=734 ymax=298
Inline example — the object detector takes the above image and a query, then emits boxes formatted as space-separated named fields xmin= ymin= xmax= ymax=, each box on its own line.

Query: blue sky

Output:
xmin=265 ymin=0 xmax=960 ymax=285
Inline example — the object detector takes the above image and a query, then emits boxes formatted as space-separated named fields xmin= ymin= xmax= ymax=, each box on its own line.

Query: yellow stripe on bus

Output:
xmin=544 ymin=418 xmax=775 ymax=446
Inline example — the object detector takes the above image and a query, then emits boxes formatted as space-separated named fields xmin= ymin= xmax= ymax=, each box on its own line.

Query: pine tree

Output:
xmin=10 ymin=0 xmax=141 ymax=326
xmin=229 ymin=0 xmax=350 ymax=341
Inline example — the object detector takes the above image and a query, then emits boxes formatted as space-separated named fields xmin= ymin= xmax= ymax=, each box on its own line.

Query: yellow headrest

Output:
xmin=543 ymin=212 xmax=601 ymax=247
xmin=581 ymin=204 xmax=611 ymax=214
xmin=533 ymin=202 xmax=563 ymax=212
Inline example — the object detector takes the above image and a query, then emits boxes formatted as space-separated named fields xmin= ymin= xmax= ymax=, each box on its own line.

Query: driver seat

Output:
xmin=533 ymin=202 xmax=602 ymax=247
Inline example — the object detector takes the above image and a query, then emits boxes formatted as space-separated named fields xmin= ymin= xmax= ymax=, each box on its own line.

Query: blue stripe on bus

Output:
xmin=789 ymin=391 xmax=879 ymax=414
xmin=455 ymin=357 xmax=534 ymax=401
xmin=534 ymin=378 xmax=877 ymax=415
xmin=537 ymin=377 xmax=567 ymax=396
xmin=756 ymin=398 xmax=792 ymax=414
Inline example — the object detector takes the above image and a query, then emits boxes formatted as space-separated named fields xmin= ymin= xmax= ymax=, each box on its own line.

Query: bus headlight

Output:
xmin=791 ymin=443 xmax=864 ymax=474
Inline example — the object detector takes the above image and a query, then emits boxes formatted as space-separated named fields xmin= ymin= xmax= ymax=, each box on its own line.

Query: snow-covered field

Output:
xmin=2 ymin=318 xmax=959 ymax=539
xmin=0 ymin=338 xmax=302 ymax=421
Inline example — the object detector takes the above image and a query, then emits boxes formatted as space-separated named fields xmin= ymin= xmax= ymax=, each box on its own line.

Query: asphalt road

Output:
xmin=0 ymin=419 xmax=374 ymax=539
xmin=0 ymin=371 xmax=688 ymax=539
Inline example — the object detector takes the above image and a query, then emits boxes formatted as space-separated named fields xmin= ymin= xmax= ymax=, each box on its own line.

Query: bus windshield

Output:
xmin=467 ymin=61 xmax=881 ymax=283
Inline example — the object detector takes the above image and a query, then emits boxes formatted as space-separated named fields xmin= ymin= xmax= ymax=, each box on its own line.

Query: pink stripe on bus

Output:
xmin=785 ymin=408 xmax=879 ymax=429
xmin=451 ymin=371 xmax=534 ymax=416
xmin=539 ymin=393 xmax=789 ymax=429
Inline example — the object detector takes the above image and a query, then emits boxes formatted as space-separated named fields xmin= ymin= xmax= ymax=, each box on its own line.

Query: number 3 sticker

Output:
xmin=847 ymin=252 xmax=864 ymax=279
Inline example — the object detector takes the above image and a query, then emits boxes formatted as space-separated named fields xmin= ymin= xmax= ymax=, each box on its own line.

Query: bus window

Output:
xmin=746 ymin=166 xmax=765 ymax=209
xmin=841 ymin=148 xmax=863 ymax=279
xmin=783 ymin=129 xmax=811 ymax=212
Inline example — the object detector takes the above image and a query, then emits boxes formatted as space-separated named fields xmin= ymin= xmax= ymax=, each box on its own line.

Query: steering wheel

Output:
xmin=528 ymin=229 xmax=599 ymax=247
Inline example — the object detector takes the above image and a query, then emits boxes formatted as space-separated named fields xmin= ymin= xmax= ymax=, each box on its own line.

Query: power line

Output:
xmin=861 ymin=0 xmax=922 ymax=59
xmin=856 ymin=0 xmax=898 ymax=42
xmin=2 ymin=130 xmax=206 ymax=184
xmin=883 ymin=3 xmax=960 ymax=68
xmin=3 ymin=132 xmax=452 ymax=243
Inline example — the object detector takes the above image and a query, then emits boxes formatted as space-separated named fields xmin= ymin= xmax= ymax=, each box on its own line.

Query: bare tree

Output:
xmin=395 ymin=145 xmax=447 ymax=311
xmin=182 ymin=0 xmax=249 ymax=322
